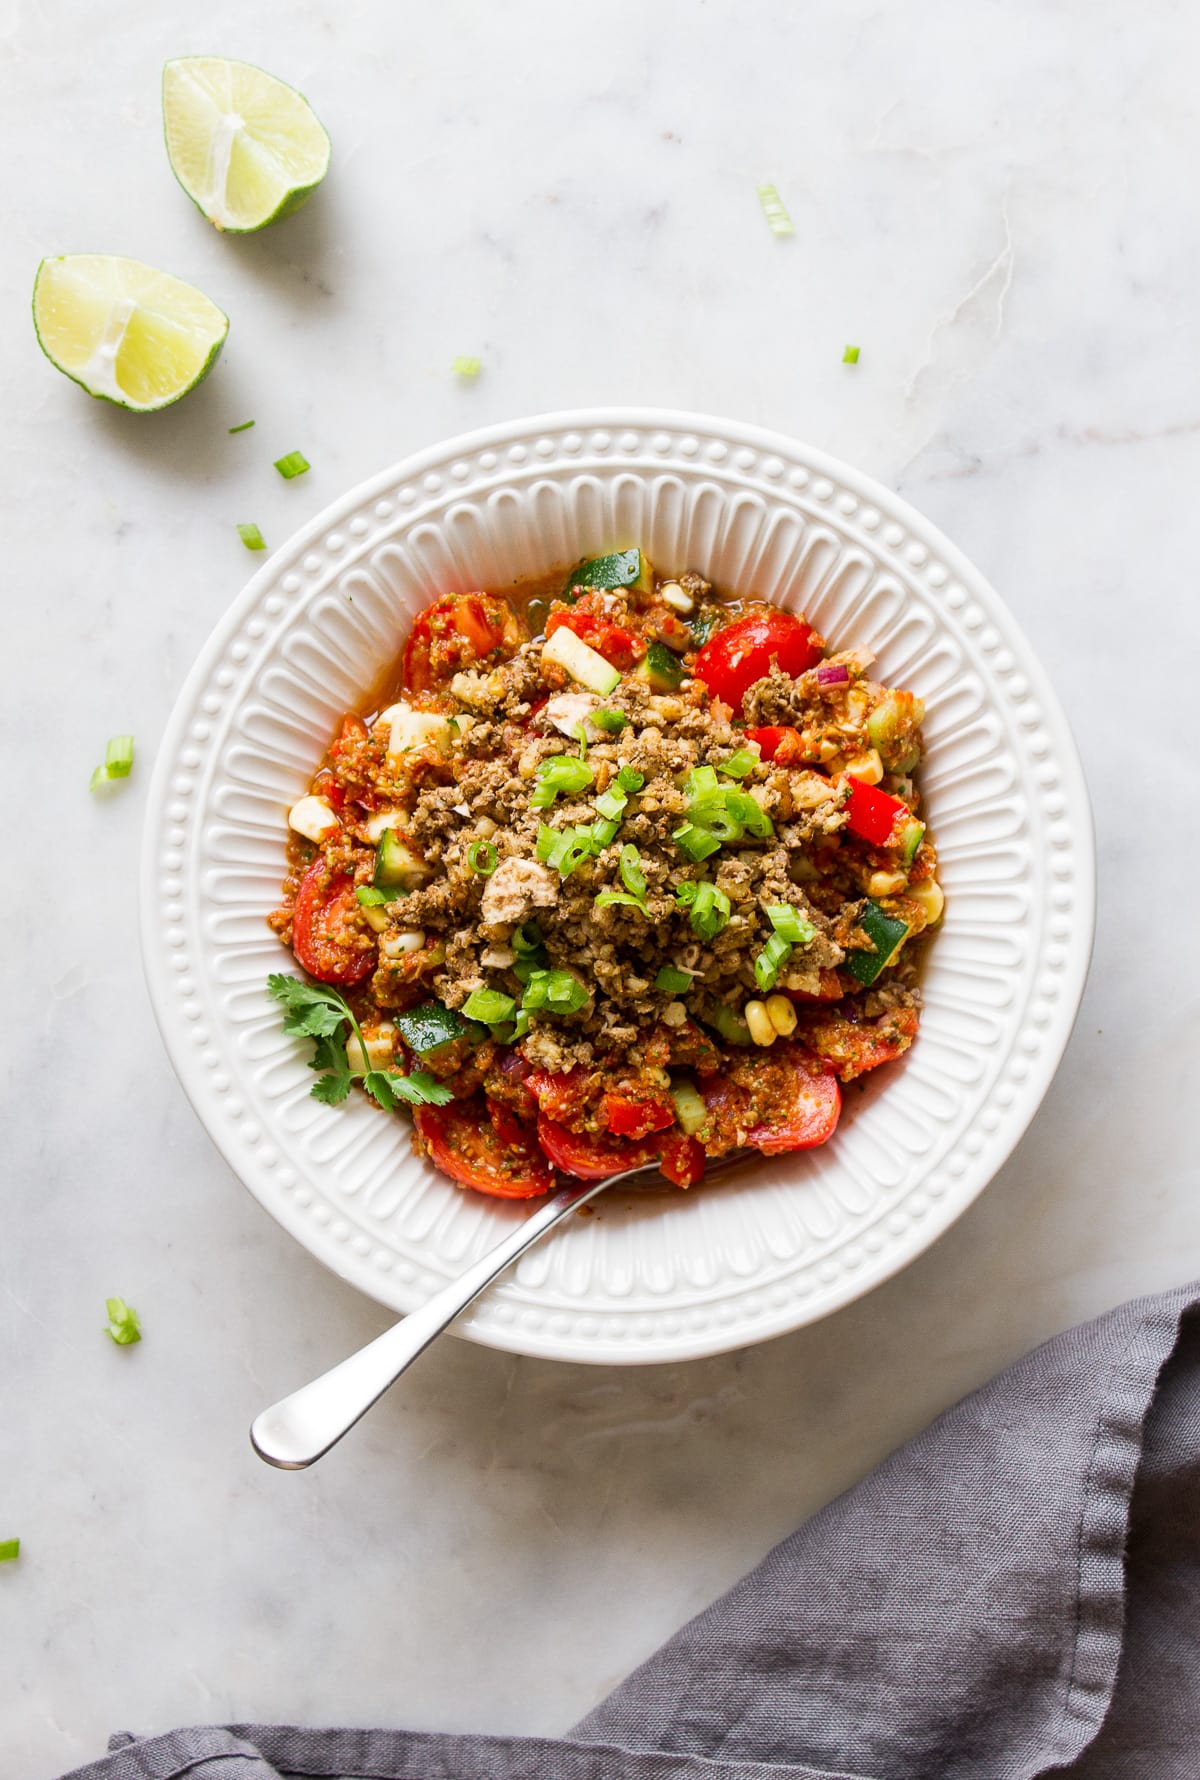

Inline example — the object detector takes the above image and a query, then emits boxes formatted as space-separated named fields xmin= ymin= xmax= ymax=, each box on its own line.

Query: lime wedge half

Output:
xmin=163 ymin=56 xmax=331 ymax=232
xmin=32 ymin=255 xmax=228 ymax=412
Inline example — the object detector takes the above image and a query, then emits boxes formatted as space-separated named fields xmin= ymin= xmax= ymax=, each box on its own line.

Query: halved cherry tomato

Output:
xmin=292 ymin=860 xmax=376 ymax=986
xmin=416 ymin=1095 xmax=554 ymax=1199
xmin=746 ymin=1062 xmax=841 ymax=1154
xmin=694 ymin=610 xmax=823 ymax=710
xmin=657 ymin=1132 xmax=706 ymax=1187
xmin=700 ymin=1044 xmax=841 ymax=1156
xmin=601 ymin=1091 xmax=676 ymax=1140
xmin=792 ymin=1005 xmax=919 ymax=1083
xmin=523 ymin=1065 xmax=594 ymax=1129
xmin=402 ymin=593 xmax=525 ymax=693
xmin=545 ymin=608 xmax=642 ymax=669
xmin=745 ymin=725 xmax=807 ymax=766
xmin=844 ymin=776 xmax=908 ymax=847
xmin=536 ymin=1115 xmax=660 ymax=1180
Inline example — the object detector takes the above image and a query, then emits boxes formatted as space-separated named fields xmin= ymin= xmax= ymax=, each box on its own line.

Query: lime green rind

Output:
xmin=161 ymin=56 xmax=332 ymax=235
xmin=31 ymin=256 xmax=229 ymax=414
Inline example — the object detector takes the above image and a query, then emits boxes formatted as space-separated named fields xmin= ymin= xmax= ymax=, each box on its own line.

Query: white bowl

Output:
xmin=141 ymin=410 xmax=1094 ymax=1364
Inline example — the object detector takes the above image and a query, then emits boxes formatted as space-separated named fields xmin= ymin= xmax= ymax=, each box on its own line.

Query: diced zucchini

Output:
xmin=393 ymin=1001 xmax=478 ymax=1056
xmin=689 ymin=608 xmax=721 ymax=648
xmin=670 ymin=1077 xmax=709 ymax=1135
xmin=374 ymin=828 xmax=427 ymax=888
xmin=845 ymin=901 xmax=909 ymax=986
xmin=377 ymin=701 xmax=452 ymax=760
xmin=705 ymin=1002 xmax=752 ymax=1046
xmin=542 ymin=625 xmax=622 ymax=695
xmin=635 ymin=639 xmax=685 ymax=692
xmin=898 ymin=818 xmax=925 ymax=865
xmin=562 ymin=548 xmax=652 ymax=598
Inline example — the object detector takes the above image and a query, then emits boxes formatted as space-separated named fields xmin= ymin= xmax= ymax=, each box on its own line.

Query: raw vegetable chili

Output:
xmin=267 ymin=551 xmax=943 ymax=1197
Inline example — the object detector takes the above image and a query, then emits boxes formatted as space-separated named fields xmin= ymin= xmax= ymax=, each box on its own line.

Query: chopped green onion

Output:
xmin=592 ymin=709 xmax=628 ymax=733
xmin=451 ymin=355 xmax=482 ymax=377
xmin=593 ymin=786 xmax=628 ymax=821
xmin=237 ymin=522 xmax=266 ymax=551
xmin=675 ymin=881 xmax=699 ymax=907
xmin=687 ymin=802 xmax=742 ymax=844
xmin=521 ymin=968 xmax=589 ymax=1014
xmin=843 ymin=344 xmax=860 ymax=365
xmin=655 ymin=965 xmax=694 ymax=994
xmin=274 ymin=450 xmax=310 ymax=480
xmin=512 ymin=947 xmax=550 ymax=984
xmin=589 ymin=816 xmax=621 ymax=849
xmin=723 ymin=790 xmax=772 ymax=837
xmin=0 ymin=1539 xmax=19 ymax=1563
xmin=685 ymin=765 xmax=720 ymax=799
xmin=511 ymin=922 xmax=542 ymax=954
xmin=104 ymin=1297 xmax=141 ymax=1346
xmin=575 ymin=723 xmax=588 ymax=761
xmin=754 ymin=931 xmax=793 ymax=994
xmin=687 ymin=786 xmax=774 ymax=844
xmin=757 ymin=182 xmax=795 ymax=236
xmin=511 ymin=1009 xmax=532 ymax=1040
xmin=535 ymin=823 xmax=557 ymax=863
xmin=765 ymin=903 xmax=816 ymax=945
xmin=228 ymin=419 xmax=255 ymax=433
xmin=530 ymin=754 xmax=594 ymax=808
xmin=90 ymin=734 xmax=135 ymax=792
xmin=467 ymin=839 xmax=498 ymax=876
xmin=619 ymin=843 xmax=648 ymax=900
xmin=356 ymin=885 xmax=404 ymax=906
xmin=720 ymin=749 xmax=758 ymax=779
xmin=462 ymin=987 xmax=516 ymax=1024
xmin=595 ymin=891 xmax=649 ymax=914
xmin=673 ymin=822 xmax=722 ymax=863
xmin=542 ymin=825 xmax=595 ymax=878
xmin=689 ymin=880 xmax=732 ymax=941
xmin=616 ymin=766 xmax=645 ymax=794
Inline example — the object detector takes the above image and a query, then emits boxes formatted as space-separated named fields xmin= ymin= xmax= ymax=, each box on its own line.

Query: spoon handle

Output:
xmin=250 ymin=1171 xmax=626 ymax=1469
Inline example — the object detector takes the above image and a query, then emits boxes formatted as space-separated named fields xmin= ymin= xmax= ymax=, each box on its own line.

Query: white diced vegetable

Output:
xmin=542 ymin=626 xmax=621 ymax=696
xmin=378 ymin=702 xmax=452 ymax=759
xmin=287 ymin=795 xmax=340 ymax=843
xmin=365 ymin=806 xmax=405 ymax=842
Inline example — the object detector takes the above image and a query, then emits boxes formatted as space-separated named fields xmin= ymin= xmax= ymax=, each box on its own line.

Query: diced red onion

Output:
xmin=816 ymin=663 xmax=850 ymax=686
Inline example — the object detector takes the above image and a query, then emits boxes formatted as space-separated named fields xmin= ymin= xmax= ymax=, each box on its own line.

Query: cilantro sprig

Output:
xmin=266 ymin=974 xmax=452 ymax=1112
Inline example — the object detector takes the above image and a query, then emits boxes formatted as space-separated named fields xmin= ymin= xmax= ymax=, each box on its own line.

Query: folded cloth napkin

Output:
xmin=62 ymin=1280 xmax=1200 ymax=1780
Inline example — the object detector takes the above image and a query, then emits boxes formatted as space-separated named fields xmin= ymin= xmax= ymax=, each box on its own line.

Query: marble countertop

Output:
xmin=6 ymin=3 xmax=1200 ymax=1773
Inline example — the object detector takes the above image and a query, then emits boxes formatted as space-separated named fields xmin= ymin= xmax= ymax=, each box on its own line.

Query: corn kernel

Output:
xmin=868 ymin=869 xmax=908 ymax=899
xmin=765 ymin=994 xmax=797 ymax=1037
xmin=908 ymin=879 xmax=945 ymax=924
xmin=659 ymin=581 xmax=694 ymax=614
xmin=359 ymin=901 xmax=391 ymax=933
xmin=844 ymin=748 xmax=884 ymax=785
xmin=744 ymin=999 xmax=777 ymax=1046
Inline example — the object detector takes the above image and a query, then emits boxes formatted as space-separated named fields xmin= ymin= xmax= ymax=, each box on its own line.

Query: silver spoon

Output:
xmin=251 ymin=1161 xmax=668 ymax=1469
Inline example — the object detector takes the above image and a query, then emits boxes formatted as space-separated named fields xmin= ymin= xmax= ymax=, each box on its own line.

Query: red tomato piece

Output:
xmin=694 ymin=610 xmax=823 ymax=710
xmin=602 ymin=1091 xmax=676 ymax=1140
xmin=745 ymin=725 xmax=806 ymax=766
xmin=844 ymin=776 xmax=908 ymax=847
xmin=792 ymin=1005 xmax=920 ymax=1083
xmin=699 ymin=1044 xmax=841 ymax=1156
xmin=523 ymin=1065 xmax=595 ymax=1129
xmin=536 ymin=1116 xmax=660 ymax=1180
xmin=657 ymin=1132 xmax=707 ymax=1188
xmin=746 ymin=1064 xmax=841 ymax=1154
xmin=402 ymin=593 xmax=525 ymax=693
xmin=416 ymin=1096 xmax=554 ymax=1199
xmin=545 ymin=608 xmax=642 ymax=669
xmin=292 ymin=860 xmax=376 ymax=986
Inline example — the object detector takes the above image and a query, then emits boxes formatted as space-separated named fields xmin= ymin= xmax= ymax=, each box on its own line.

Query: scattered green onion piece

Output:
xmin=757 ymin=183 xmax=795 ymax=236
xmin=575 ymin=724 xmax=588 ymax=761
xmin=228 ymin=419 xmax=255 ymax=433
xmin=546 ymin=826 xmax=595 ymax=878
xmin=512 ymin=948 xmax=550 ymax=984
xmin=511 ymin=1009 xmax=532 ymax=1040
xmin=535 ymin=823 xmax=557 ymax=863
xmin=462 ymin=988 xmax=516 ymax=1024
xmin=615 ymin=765 xmax=645 ymax=794
xmin=104 ymin=1297 xmax=141 ymax=1346
xmin=843 ymin=344 xmax=860 ymax=365
xmin=592 ymin=709 xmax=627 ymax=733
xmin=594 ymin=786 xmax=628 ymax=821
xmin=619 ymin=843 xmax=648 ymax=900
xmin=451 ymin=355 xmax=482 ymax=377
xmin=685 ymin=765 xmax=720 ymax=799
xmin=673 ymin=822 xmax=722 ymax=863
xmin=511 ymin=922 xmax=542 ymax=955
xmin=0 ymin=1539 xmax=19 ymax=1563
xmin=765 ymin=903 xmax=816 ymax=945
xmin=687 ymin=801 xmax=743 ymax=844
xmin=589 ymin=816 xmax=621 ymax=849
xmin=467 ymin=839 xmax=498 ymax=876
xmin=90 ymin=734 xmax=135 ymax=791
xmin=655 ymin=965 xmax=694 ymax=994
xmin=521 ymin=969 xmax=589 ymax=1014
xmin=674 ymin=881 xmax=699 ymax=907
xmin=720 ymin=748 xmax=758 ymax=779
xmin=274 ymin=450 xmax=310 ymax=480
xmin=237 ymin=522 xmax=266 ymax=551
xmin=356 ymin=885 xmax=404 ymax=906
xmin=595 ymin=891 xmax=649 ymax=915
xmin=530 ymin=754 xmax=594 ymax=808
xmin=689 ymin=880 xmax=732 ymax=941
xmin=754 ymin=931 xmax=793 ymax=993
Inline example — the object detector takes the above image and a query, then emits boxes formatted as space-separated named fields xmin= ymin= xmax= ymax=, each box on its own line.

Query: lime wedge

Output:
xmin=162 ymin=56 xmax=331 ymax=232
xmin=32 ymin=255 xmax=228 ymax=412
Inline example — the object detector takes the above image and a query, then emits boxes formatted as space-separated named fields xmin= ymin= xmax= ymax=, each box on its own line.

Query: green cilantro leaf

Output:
xmin=311 ymin=1071 xmax=354 ymax=1106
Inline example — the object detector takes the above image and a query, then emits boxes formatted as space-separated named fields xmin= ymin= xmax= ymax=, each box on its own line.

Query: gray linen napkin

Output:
xmin=60 ymin=1280 xmax=1200 ymax=1780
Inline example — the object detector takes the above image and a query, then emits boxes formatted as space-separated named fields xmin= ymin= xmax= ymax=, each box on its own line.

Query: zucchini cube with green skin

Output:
xmin=541 ymin=625 xmax=621 ymax=695
xmin=373 ymin=828 xmax=426 ymax=888
xmin=846 ymin=901 xmax=910 ymax=986
xmin=635 ymin=640 xmax=685 ymax=692
xmin=393 ymin=1002 xmax=479 ymax=1056
xmin=562 ymin=548 xmax=653 ymax=598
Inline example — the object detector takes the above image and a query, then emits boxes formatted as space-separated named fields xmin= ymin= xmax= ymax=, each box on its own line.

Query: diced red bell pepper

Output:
xmin=657 ymin=1132 xmax=707 ymax=1188
xmin=745 ymin=725 xmax=806 ymax=765
xmin=602 ymin=1091 xmax=676 ymax=1140
xmin=844 ymin=776 xmax=909 ymax=847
